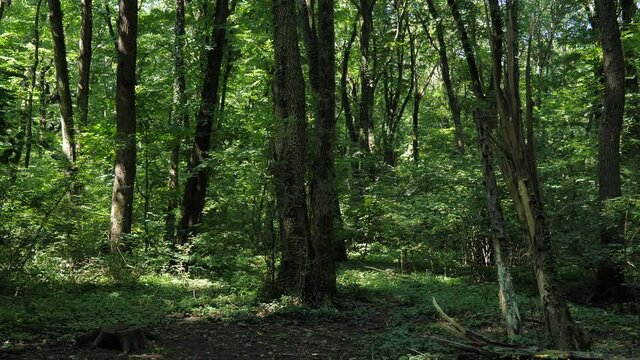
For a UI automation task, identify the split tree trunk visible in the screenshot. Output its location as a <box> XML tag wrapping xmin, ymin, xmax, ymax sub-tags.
<box><xmin>447</xmin><ymin>0</ymin><xmax>521</xmax><ymax>340</ymax></box>
<box><xmin>178</xmin><ymin>0</ymin><xmax>229</xmax><ymax>244</ymax></box>
<box><xmin>108</xmin><ymin>0</ymin><xmax>138</xmax><ymax>251</ymax></box>
<box><xmin>486</xmin><ymin>0</ymin><xmax>587</xmax><ymax>349</ymax></box>
<box><xmin>271</xmin><ymin>0</ymin><xmax>311</xmax><ymax>297</ymax></box>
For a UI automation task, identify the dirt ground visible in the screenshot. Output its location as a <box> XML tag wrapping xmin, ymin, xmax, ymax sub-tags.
<box><xmin>0</xmin><ymin>309</ymin><xmax>405</xmax><ymax>359</ymax></box>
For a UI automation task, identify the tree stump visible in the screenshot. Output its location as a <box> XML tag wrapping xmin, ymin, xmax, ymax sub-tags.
<box><xmin>76</xmin><ymin>324</ymin><xmax>149</xmax><ymax>354</ymax></box>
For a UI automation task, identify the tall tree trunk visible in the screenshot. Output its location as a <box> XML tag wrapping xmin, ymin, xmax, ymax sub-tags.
<box><xmin>426</xmin><ymin>0</ymin><xmax>463</xmax><ymax>154</ymax></box>
<box><xmin>593</xmin><ymin>0</ymin><xmax>627</xmax><ymax>302</ymax></box>
<box><xmin>178</xmin><ymin>0</ymin><xmax>229</xmax><ymax>243</ymax></box>
<box><xmin>621</xmin><ymin>0</ymin><xmax>639</xmax><ymax>164</ymax></box>
<box><xmin>38</xmin><ymin>64</ymin><xmax>48</xmax><ymax>149</ymax></box>
<box><xmin>271</xmin><ymin>0</ymin><xmax>310</xmax><ymax>297</ymax></box>
<box><xmin>447</xmin><ymin>0</ymin><xmax>521</xmax><ymax>341</ymax></box>
<box><xmin>165</xmin><ymin>0</ymin><xmax>186</xmax><ymax>244</ymax></box>
<box><xmin>108</xmin><ymin>0</ymin><xmax>138</xmax><ymax>251</ymax></box>
<box><xmin>25</xmin><ymin>0</ymin><xmax>44</xmax><ymax>168</ymax></box>
<box><xmin>48</xmin><ymin>0</ymin><xmax>76</xmax><ymax>165</ymax></box>
<box><xmin>0</xmin><ymin>0</ymin><xmax>10</xmax><ymax>21</ymax></box>
<box><xmin>77</xmin><ymin>0</ymin><xmax>92</xmax><ymax>127</ymax></box>
<box><xmin>341</xmin><ymin>17</ymin><xmax>358</xmax><ymax>145</ymax></box>
<box><xmin>299</xmin><ymin>0</ymin><xmax>338</xmax><ymax>302</ymax></box>
<box><xmin>486</xmin><ymin>0</ymin><xmax>587</xmax><ymax>349</ymax></box>
<box><xmin>357</xmin><ymin>0</ymin><xmax>375</xmax><ymax>152</ymax></box>
<box><xmin>380</xmin><ymin>2</ymin><xmax>412</xmax><ymax>167</ymax></box>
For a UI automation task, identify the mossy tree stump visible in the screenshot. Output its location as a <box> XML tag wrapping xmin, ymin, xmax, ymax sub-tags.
<box><xmin>76</xmin><ymin>324</ymin><xmax>149</xmax><ymax>354</ymax></box>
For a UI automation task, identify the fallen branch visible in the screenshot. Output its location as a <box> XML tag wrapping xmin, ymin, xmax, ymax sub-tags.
<box><xmin>431</xmin><ymin>298</ymin><xmax>627</xmax><ymax>360</ymax></box>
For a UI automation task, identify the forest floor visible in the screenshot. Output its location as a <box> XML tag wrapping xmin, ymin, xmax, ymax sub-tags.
<box><xmin>1</xmin><ymin>258</ymin><xmax>639</xmax><ymax>359</ymax></box>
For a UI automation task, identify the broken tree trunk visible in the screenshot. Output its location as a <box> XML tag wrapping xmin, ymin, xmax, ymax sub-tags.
<box><xmin>431</xmin><ymin>298</ymin><xmax>625</xmax><ymax>360</ymax></box>
<box><xmin>76</xmin><ymin>324</ymin><xmax>149</xmax><ymax>354</ymax></box>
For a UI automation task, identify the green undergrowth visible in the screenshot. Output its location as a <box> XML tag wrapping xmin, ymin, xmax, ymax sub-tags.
<box><xmin>1</xmin><ymin>258</ymin><xmax>638</xmax><ymax>359</ymax></box>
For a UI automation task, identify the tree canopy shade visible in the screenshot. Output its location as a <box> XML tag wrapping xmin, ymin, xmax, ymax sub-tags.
<box><xmin>0</xmin><ymin>0</ymin><xmax>639</xmax><ymax>358</ymax></box>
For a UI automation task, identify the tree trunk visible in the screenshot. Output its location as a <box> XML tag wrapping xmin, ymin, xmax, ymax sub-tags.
<box><xmin>340</xmin><ymin>17</ymin><xmax>358</xmax><ymax>145</ymax></box>
<box><xmin>38</xmin><ymin>64</ymin><xmax>48</xmax><ymax>149</ymax></box>
<box><xmin>426</xmin><ymin>0</ymin><xmax>463</xmax><ymax>154</ymax></box>
<box><xmin>165</xmin><ymin>0</ymin><xmax>186</xmax><ymax>244</ymax></box>
<box><xmin>178</xmin><ymin>0</ymin><xmax>229</xmax><ymax>244</ymax></box>
<box><xmin>486</xmin><ymin>0</ymin><xmax>587</xmax><ymax>349</ymax></box>
<box><xmin>25</xmin><ymin>0</ymin><xmax>44</xmax><ymax>168</ymax></box>
<box><xmin>271</xmin><ymin>0</ymin><xmax>310</xmax><ymax>297</ymax></box>
<box><xmin>306</xmin><ymin>0</ymin><xmax>338</xmax><ymax>303</ymax></box>
<box><xmin>48</xmin><ymin>0</ymin><xmax>76</xmax><ymax>165</ymax></box>
<box><xmin>357</xmin><ymin>0</ymin><xmax>375</xmax><ymax>152</ymax></box>
<box><xmin>447</xmin><ymin>0</ymin><xmax>521</xmax><ymax>341</ymax></box>
<box><xmin>109</xmin><ymin>0</ymin><xmax>138</xmax><ymax>251</ymax></box>
<box><xmin>593</xmin><ymin>0</ymin><xmax>627</xmax><ymax>303</ymax></box>
<box><xmin>77</xmin><ymin>0</ymin><xmax>92</xmax><ymax>127</ymax></box>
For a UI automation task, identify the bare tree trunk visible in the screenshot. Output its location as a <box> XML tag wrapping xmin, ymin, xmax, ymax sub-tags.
<box><xmin>426</xmin><ymin>0</ymin><xmax>463</xmax><ymax>154</ymax></box>
<box><xmin>48</xmin><ymin>0</ymin><xmax>77</xmax><ymax>165</ymax></box>
<box><xmin>486</xmin><ymin>0</ymin><xmax>587</xmax><ymax>349</ymax></box>
<box><xmin>178</xmin><ymin>0</ymin><xmax>229</xmax><ymax>243</ymax></box>
<box><xmin>165</xmin><ymin>0</ymin><xmax>186</xmax><ymax>244</ymax></box>
<box><xmin>357</xmin><ymin>0</ymin><xmax>375</xmax><ymax>152</ymax></box>
<box><xmin>298</xmin><ymin>0</ymin><xmax>338</xmax><ymax>302</ymax></box>
<box><xmin>77</xmin><ymin>0</ymin><xmax>92</xmax><ymax>127</ymax></box>
<box><xmin>271</xmin><ymin>0</ymin><xmax>310</xmax><ymax>297</ymax></box>
<box><xmin>380</xmin><ymin>1</ymin><xmax>412</xmax><ymax>167</ymax></box>
<box><xmin>340</xmin><ymin>17</ymin><xmax>358</xmax><ymax>145</ymax></box>
<box><xmin>25</xmin><ymin>0</ymin><xmax>44</xmax><ymax>168</ymax></box>
<box><xmin>593</xmin><ymin>0</ymin><xmax>627</xmax><ymax>303</ymax></box>
<box><xmin>447</xmin><ymin>0</ymin><xmax>521</xmax><ymax>341</ymax></box>
<box><xmin>38</xmin><ymin>64</ymin><xmax>48</xmax><ymax>149</ymax></box>
<box><xmin>109</xmin><ymin>0</ymin><xmax>138</xmax><ymax>251</ymax></box>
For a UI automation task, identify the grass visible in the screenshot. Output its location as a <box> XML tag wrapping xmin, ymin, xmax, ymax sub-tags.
<box><xmin>1</xmin><ymin>256</ymin><xmax>639</xmax><ymax>359</ymax></box>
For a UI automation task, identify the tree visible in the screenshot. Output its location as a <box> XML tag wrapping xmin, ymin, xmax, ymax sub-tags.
<box><xmin>447</xmin><ymin>0</ymin><xmax>521</xmax><ymax>340</ymax></box>
<box><xmin>356</xmin><ymin>0</ymin><xmax>375</xmax><ymax>153</ymax></box>
<box><xmin>77</xmin><ymin>0</ymin><xmax>92</xmax><ymax>127</ymax></box>
<box><xmin>178</xmin><ymin>0</ymin><xmax>230</xmax><ymax>244</ymax></box>
<box><xmin>109</xmin><ymin>0</ymin><xmax>138</xmax><ymax>251</ymax></box>
<box><xmin>24</xmin><ymin>0</ymin><xmax>44</xmax><ymax>168</ymax></box>
<box><xmin>271</xmin><ymin>0</ymin><xmax>310</xmax><ymax>297</ymax></box>
<box><xmin>298</xmin><ymin>0</ymin><xmax>339</xmax><ymax>302</ymax></box>
<box><xmin>486</xmin><ymin>0</ymin><xmax>587</xmax><ymax>349</ymax></box>
<box><xmin>425</xmin><ymin>0</ymin><xmax>464</xmax><ymax>154</ymax></box>
<box><xmin>48</xmin><ymin>0</ymin><xmax>77</xmax><ymax>166</ymax></box>
<box><xmin>380</xmin><ymin>0</ymin><xmax>413</xmax><ymax>167</ymax></box>
<box><xmin>165</xmin><ymin>0</ymin><xmax>186</xmax><ymax>243</ymax></box>
<box><xmin>593</xmin><ymin>0</ymin><xmax>627</xmax><ymax>302</ymax></box>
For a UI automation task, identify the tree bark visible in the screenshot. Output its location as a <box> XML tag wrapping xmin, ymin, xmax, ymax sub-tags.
<box><xmin>357</xmin><ymin>0</ymin><xmax>375</xmax><ymax>152</ymax></box>
<box><xmin>48</xmin><ymin>0</ymin><xmax>77</xmax><ymax>165</ymax></box>
<box><xmin>593</xmin><ymin>0</ymin><xmax>627</xmax><ymax>303</ymax></box>
<box><xmin>447</xmin><ymin>0</ymin><xmax>521</xmax><ymax>341</ymax></box>
<box><xmin>426</xmin><ymin>0</ymin><xmax>463</xmax><ymax>154</ymax></box>
<box><xmin>271</xmin><ymin>0</ymin><xmax>311</xmax><ymax>297</ymax></box>
<box><xmin>77</xmin><ymin>0</ymin><xmax>92</xmax><ymax>127</ymax></box>
<box><xmin>165</xmin><ymin>0</ymin><xmax>186</xmax><ymax>244</ymax></box>
<box><xmin>340</xmin><ymin>17</ymin><xmax>358</xmax><ymax>145</ymax></box>
<box><xmin>380</xmin><ymin>1</ymin><xmax>412</xmax><ymax>167</ymax></box>
<box><xmin>486</xmin><ymin>0</ymin><xmax>587</xmax><ymax>349</ymax></box>
<box><xmin>299</xmin><ymin>0</ymin><xmax>339</xmax><ymax>302</ymax></box>
<box><xmin>24</xmin><ymin>0</ymin><xmax>44</xmax><ymax>168</ymax></box>
<box><xmin>109</xmin><ymin>0</ymin><xmax>138</xmax><ymax>251</ymax></box>
<box><xmin>178</xmin><ymin>0</ymin><xmax>229</xmax><ymax>244</ymax></box>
